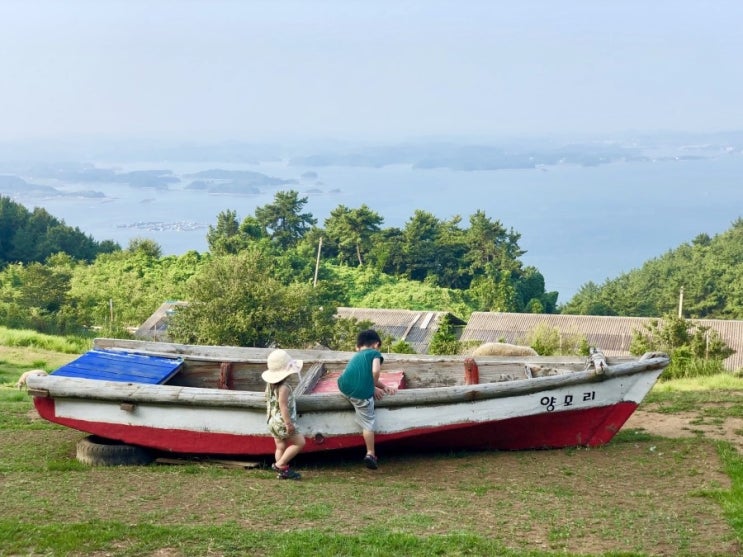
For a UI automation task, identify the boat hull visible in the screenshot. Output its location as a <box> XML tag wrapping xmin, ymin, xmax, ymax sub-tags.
<box><xmin>31</xmin><ymin>362</ymin><xmax>662</xmax><ymax>456</ymax></box>
<box><xmin>33</xmin><ymin>396</ymin><xmax>640</xmax><ymax>455</ymax></box>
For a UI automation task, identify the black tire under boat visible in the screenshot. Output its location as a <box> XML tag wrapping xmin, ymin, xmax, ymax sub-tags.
<box><xmin>76</xmin><ymin>435</ymin><xmax>155</xmax><ymax>466</ymax></box>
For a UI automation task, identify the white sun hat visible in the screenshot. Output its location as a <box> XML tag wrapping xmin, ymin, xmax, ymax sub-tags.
<box><xmin>261</xmin><ymin>349</ymin><xmax>303</xmax><ymax>384</ymax></box>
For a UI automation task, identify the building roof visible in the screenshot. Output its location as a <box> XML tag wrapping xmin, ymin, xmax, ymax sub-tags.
<box><xmin>336</xmin><ymin>307</ymin><xmax>465</xmax><ymax>354</ymax></box>
<box><xmin>461</xmin><ymin>312</ymin><xmax>743</xmax><ymax>371</ymax></box>
<box><xmin>134</xmin><ymin>301</ymin><xmax>188</xmax><ymax>341</ymax></box>
<box><xmin>134</xmin><ymin>301</ymin><xmax>742</xmax><ymax>371</ymax></box>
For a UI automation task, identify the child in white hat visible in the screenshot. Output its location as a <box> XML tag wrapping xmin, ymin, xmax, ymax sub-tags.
<box><xmin>262</xmin><ymin>349</ymin><xmax>306</xmax><ymax>480</ymax></box>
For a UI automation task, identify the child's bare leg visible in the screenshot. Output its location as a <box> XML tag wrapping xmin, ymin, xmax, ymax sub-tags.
<box><xmin>362</xmin><ymin>429</ymin><xmax>375</xmax><ymax>456</ymax></box>
<box><xmin>274</xmin><ymin>438</ymin><xmax>287</xmax><ymax>464</ymax></box>
<box><xmin>275</xmin><ymin>434</ymin><xmax>305</xmax><ymax>467</ymax></box>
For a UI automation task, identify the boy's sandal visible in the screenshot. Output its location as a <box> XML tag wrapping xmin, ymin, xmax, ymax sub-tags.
<box><xmin>363</xmin><ymin>454</ymin><xmax>378</xmax><ymax>470</ymax></box>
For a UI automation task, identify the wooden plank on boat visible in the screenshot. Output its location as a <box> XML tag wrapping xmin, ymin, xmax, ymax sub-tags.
<box><xmin>155</xmin><ymin>457</ymin><xmax>260</xmax><ymax>469</ymax></box>
<box><xmin>294</xmin><ymin>362</ymin><xmax>326</xmax><ymax>396</ymax></box>
<box><xmin>51</xmin><ymin>349</ymin><xmax>183</xmax><ymax>384</ymax></box>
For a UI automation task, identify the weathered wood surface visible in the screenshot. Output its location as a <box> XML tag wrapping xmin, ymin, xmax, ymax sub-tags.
<box><xmin>294</xmin><ymin>362</ymin><xmax>327</xmax><ymax>396</ymax></box>
<box><xmin>93</xmin><ymin>337</ymin><xmax>623</xmax><ymax>367</ymax></box>
<box><xmin>27</xmin><ymin>354</ymin><xmax>669</xmax><ymax>411</ymax></box>
<box><xmin>155</xmin><ymin>457</ymin><xmax>260</xmax><ymax>469</ymax></box>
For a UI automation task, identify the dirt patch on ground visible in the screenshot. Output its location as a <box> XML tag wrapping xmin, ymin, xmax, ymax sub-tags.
<box><xmin>626</xmin><ymin>405</ymin><xmax>743</xmax><ymax>454</ymax></box>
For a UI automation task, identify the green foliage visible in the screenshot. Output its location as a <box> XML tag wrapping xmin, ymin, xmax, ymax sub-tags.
<box><xmin>428</xmin><ymin>314</ymin><xmax>461</xmax><ymax>355</ymax></box>
<box><xmin>522</xmin><ymin>322</ymin><xmax>558</xmax><ymax>356</ymax></box>
<box><xmin>206</xmin><ymin>209</ymin><xmax>264</xmax><ymax>255</ymax></box>
<box><xmin>563</xmin><ymin>218</ymin><xmax>743</xmax><ymax>319</ymax></box>
<box><xmin>324</xmin><ymin>264</ymin><xmax>396</xmax><ymax>304</ymax></box>
<box><xmin>254</xmin><ymin>190</ymin><xmax>316</xmax><ymax>249</ymax></box>
<box><xmin>166</xmin><ymin>250</ymin><xmax>336</xmax><ymax>348</ymax></box>
<box><xmin>4</xmin><ymin>192</ymin><xmax>743</xmax><ymax>351</ymax></box>
<box><xmin>389</xmin><ymin>339</ymin><xmax>417</xmax><ymax>354</ymax></box>
<box><xmin>62</xmin><ymin>250</ymin><xmax>205</xmax><ymax>332</ymax></box>
<box><xmin>630</xmin><ymin>314</ymin><xmax>735</xmax><ymax>379</ymax></box>
<box><xmin>521</xmin><ymin>322</ymin><xmax>588</xmax><ymax>356</ymax></box>
<box><xmin>353</xmin><ymin>274</ymin><xmax>474</xmax><ymax>319</ymax></box>
<box><xmin>323</xmin><ymin>317</ymin><xmax>374</xmax><ymax>351</ymax></box>
<box><xmin>0</xmin><ymin>326</ymin><xmax>91</xmax><ymax>354</ymax></box>
<box><xmin>0</xmin><ymin>195</ymin><xmax>119</xmax><ymax>266</ymax></box>
<box><xmin>126</xmin><ymin>238</ymin><xmax>163</xmax><ymax>258</ymax></box>
<box><xmin>323</xmin><ymin>204</ymin><xmax>383</xmax><ymax>266</ymax></box>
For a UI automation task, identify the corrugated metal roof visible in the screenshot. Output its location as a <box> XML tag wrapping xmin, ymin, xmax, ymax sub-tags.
<box><xmin>461</xmin><ymin>312</ymin><xmax>743</xmax><ymax>371</ymax></box>
<box><xmin>336</xmin><ymin>307</ymin><xmax>465</xmax><ymax>354</ymax></box>
<box><xmin>135</xmin><ymin>301</ymin><xmax>742</xmax><ymax>371</ymax></box>
<box><xmin>134</xmin><ymin>301</ymin><xmax>188</xmax><ymax>341</ymax></box>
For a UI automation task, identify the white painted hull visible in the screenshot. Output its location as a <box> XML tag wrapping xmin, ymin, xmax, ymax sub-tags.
<box><xmin>29</xmin><ymin>352</ymin><xmax>666</xmax><ymax>455</ymax></box>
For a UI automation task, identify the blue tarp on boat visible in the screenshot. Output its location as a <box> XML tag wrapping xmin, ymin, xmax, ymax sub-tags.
<box><xmin>51</xmin><ymin>349</ymin><xmax>183</xmax><ymax>384</ymax></box>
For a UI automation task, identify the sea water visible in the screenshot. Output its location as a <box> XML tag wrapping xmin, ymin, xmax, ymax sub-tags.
<box><xmin>9</xmin><ymin>155</ymin><xmax>743</xmax><ymax>302</ymax></box>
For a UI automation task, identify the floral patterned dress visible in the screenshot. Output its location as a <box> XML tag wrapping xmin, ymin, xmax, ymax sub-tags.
<box><xmin>265</xmin><ymin>383</ymin><xmax>297</xmax><ymax>440</ymax></box>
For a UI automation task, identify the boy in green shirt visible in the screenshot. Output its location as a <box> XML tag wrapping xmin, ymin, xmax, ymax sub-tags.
<box><xmin>337</xmin><ymin>329</ymin><xmax>397</xmax><ymax>469</ymax></box>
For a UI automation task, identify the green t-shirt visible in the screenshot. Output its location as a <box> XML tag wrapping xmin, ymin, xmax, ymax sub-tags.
<box><xmin>337</xmin><ymin>349</ymin><xmax>384</xmax><ymax>400</ymax></box>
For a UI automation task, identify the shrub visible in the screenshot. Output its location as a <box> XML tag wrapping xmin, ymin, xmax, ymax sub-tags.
<box><xmin>389</xmin><ymin>340</ymin><xmax>417</xmax><ymax>354</ymax></box>
<box><xmin>428</xmin><ymin>315</ymin><xmax>461</xmax><ymax>355</ymax></box>
<box><xmin>521</xmin><ymin>322</ymin><xmax>588</xmax><ymax>356</ymax></box>
<box><xmin>630</xmin><ymin>315</ymin><xmax>735</xmax><ymax>380</ymax></box>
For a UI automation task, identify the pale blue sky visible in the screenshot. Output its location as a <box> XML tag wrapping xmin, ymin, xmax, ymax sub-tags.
<box><xmin>1</xmin><ymin>0</ymin><xmax>742</xmax><ymax>142</ymax></box>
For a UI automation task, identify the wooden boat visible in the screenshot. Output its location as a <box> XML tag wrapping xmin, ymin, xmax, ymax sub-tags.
<box><xmin>26</xmin><ymin>338</ymin><xmax>670</xmax><ymax>459</ymax></box>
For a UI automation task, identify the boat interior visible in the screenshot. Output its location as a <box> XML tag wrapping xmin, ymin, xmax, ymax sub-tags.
<box><xmin>51</xmin><ymin>343</ymin><xmax>602</xmax><ymax>394</ymax></box>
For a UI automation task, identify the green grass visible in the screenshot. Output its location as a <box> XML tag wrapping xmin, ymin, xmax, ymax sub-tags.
<box><xmin>645</xmin><ymin>388</ymin><xmax>743</xmax><ymax>419</ymax></box>
<box><xmin>0</xmin><ymin>523</ymin><xmax>542</xmax><ymax>557</ymax></box>
<box><xmin>0</xmin><ymin>339</ymin><xmax>741</xmax><ymax>556</ymax></box>
<box><xmin>714</xmin><ymin>442</ymin><xmax>743</xmax><ymax>545</ymax></box>
<box><xmin>0</xmin><ymin>325</ymin><xmax>91</xmax><ymax>354</ymax></box>
<box><xmin>653</xmin><ymin>374</ymin><xmax>743</xmax><ymax>391</ymax></box>
<box><xmin>0</xmin><ymin>326</ymin><xmax>84</xmax><ymax>389</ymax></box>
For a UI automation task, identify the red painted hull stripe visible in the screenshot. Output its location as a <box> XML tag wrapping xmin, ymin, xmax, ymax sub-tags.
<box><xmin>34</xmin><ymin>397</ymin><xmax>638</xmax><ymax>456</ymax></box>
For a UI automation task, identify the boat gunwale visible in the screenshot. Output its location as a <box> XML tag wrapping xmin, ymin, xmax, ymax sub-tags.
<box><xmin>92</xmin><ymin>338</ymin><xmax>619</xmax><ymax>367</ymax></box>
<box><xmin>27</xmin><ymin>355</ymin><xmax>670</xmax><ymax>411</ymax></box>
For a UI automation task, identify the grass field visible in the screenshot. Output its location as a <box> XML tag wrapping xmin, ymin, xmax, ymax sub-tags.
<box><xmin>1</xmin><ymin>340</ymin><xmax>741</xmax><ymax>556</ymax></box>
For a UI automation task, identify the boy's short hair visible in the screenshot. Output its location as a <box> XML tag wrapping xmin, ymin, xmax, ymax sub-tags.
<box><xmin>356</xmin><ymin>329</ymin><xmax>382</xmax><ymax>348</ymax></box>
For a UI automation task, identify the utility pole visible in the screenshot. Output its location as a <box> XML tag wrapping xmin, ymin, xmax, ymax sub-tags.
<box><xmin>313</xmin><ymin>237</ymin><xmax>323</xmax><ymax>287</ymax></box>
<box><xmin>678</xmin><ymin>286</ymin><xmax>684</xmax><ymax>318</ymax></box>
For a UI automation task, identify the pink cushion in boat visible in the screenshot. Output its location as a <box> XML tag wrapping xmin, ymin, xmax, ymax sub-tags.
<box><xmin>310</xmin><ymin>371</ymin><xmax>406</xmax><ymax>394</ymax></box>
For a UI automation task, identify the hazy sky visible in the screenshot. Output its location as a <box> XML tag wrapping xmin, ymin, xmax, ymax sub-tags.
<box><xmin>2</xmin><ymin>0</ymin><xmax>743</xmax><ymax>142</ymax></box>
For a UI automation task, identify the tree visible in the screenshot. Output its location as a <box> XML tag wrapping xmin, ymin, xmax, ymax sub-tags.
<box><xmin>468</xmin><ymin>268</ymin><xmax>519</xmax><ymax>312</ymax></box>
<box><xmin>401</xmin><ymin>210</ymin><xmax>468</xmax><ymax>286</ymax></box>
<box><xmin>368</xmin><ymin>227</ymin><xmax>407</xmax><ymax>276</ymax></box>
<box><xmin>207</xmin><ymin>210</ymin><xmax>243</xmax><ymax>254</ymax></box>
<box><xmin>167</xmin><ymin>249</ymin><xmax>336</xmax><ymax>347</ymax></box>
<box><xmin>1</xmin><ymin>199</ymin><xmax>116</xmax><ymax>264</ymax></box>
<box><xmin>0</xmin><ymin>196</ymin><xmax>26</xmax><ymax>265</ymax></box>
<box><xmin>560</xmin><ymin>281</ymin><xmax>616</xmax><ymax>315</ymax></box>
<box><xmin>428</xmin><ymin>314</ymin><xmax>461</xmax><ymax>355</ymax></box>
<box><xmin>254</xmin><ymin>190</ymin><xmax>316</xmax><ymax>249</ymax></box>
<box><xmin>64</xmin><ymin>249</ymin><xmax>203</xmax><ymax>331</ymax></box>
<box><xmin>324</xmin><ymin>204</ymin><xmax>383</xmax><ymax>266</ymax></box>
<box><xmin>127</xmin><ymin>238</ymin><xmax>162</xmax><ymax>258</ymax></box>
<box><xmin>0</xmin><ymin>260</ymin><xmax>75</xmax><ymax>333</ymax></box>
<box><xmin>562</xmin><ymin>219</ymin><xmax>743</xmax><ymax>319</ymax></box>
<box><xmin>465</xmin><ymin>210</ymin><xmax>524</xmax><ymax>277</ymax></box>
